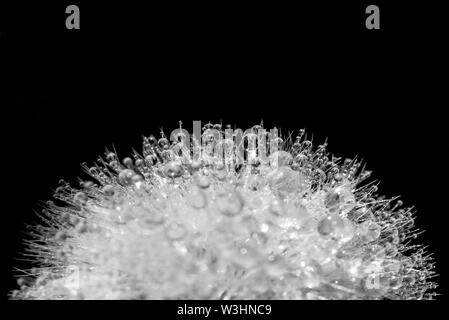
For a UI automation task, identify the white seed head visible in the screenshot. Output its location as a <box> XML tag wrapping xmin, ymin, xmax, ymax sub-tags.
<box><xmin>12</xmin><ymin>122</ymin><xmax>437</xmax><ymax>300</ymax></box>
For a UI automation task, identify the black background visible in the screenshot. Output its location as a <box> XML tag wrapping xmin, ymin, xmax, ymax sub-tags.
<box><xmin>2</xmin><ymin>0</ymin><xmax>447</xmax><ymax>315</ymax></box>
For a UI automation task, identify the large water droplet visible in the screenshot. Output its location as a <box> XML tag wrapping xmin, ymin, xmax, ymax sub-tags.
<box><xmin>326</xmin><ymin>185</ymin><xmax>356</xmax><ymax>214</ymax></box>
<box><xmin>358</xmin><ymin>221</ymin><xmax>381</xmax><ymax>243</ymax></box>
<box><xmin>102</xmin><ymin>185</ymin><xmax>116</xmax><ymax>196</ymax></box>
<box><xmin>164</xmin><ymin>162</ymin><xmax>184</xmax><ymax>178</ymax></box>
<box><xmin>215</xmin><ymin>170</ymin><xmax>228</xmax><ymax>181</ymax></box>
<box><xmin>189</xmin><ymin>188</ymin><xmax>208</xmax><ymax>209</ymax></box>
<box><xmin>122</xmin><ymin>157</ymin><xmax>133</xmax><ymax>168</ymax></box>
<box><xmin>269</xmin><ymin>200</ymin><xmax>284</xmax><ymax>216</ymax></box>
<box><xmin>74</xmin><ymin>191</ymin><xmax>88</xmax><ymax>205</ymax></box>
<box><xmin>217</xmin><ymin>190</ymin><xmax>244</xmax><ymax>217</ymax></box>
<box><xmin>318</xmin><ymin>215</ymin><xmax>340</xmax><ymax>236</ymax></box>
<box><xmin>196</xmin><ymin>176</ymin><xmax>210</xmax><ymax>188</ymax></box>
<box><xmin>142</xmin><ymin>208</ymin><xmax>165</xmax><ymax>226</ymax></box>
<box><xmin>267</xmin><ymin>166</ymin><xmax>306</xmax><ymax>195</ymax></box>
<box><xmin>324</xmin><ymin>189</ymin><xmax>341</xmax><ymax>209</ymax></box>
<box><xmin>118</xmin><ymin>169</ymin><xmax>136</xmax><ymax>186</ymax></box>
<box><xmin>318</xmin><ymin>215</ymin><xmax>355</xmax><ymax>243</ymax></box>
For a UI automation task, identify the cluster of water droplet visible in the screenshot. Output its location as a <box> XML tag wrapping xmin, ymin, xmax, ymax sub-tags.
<box><xmin>11</xmin><ymin>123</ymin><xmax>437</xmax><ymax>299</ymax></box>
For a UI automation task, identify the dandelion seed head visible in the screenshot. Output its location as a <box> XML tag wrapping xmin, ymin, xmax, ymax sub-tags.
<box><xmin>12</xmin><ymin>122</ymin><xmax>437</xmax><ymax>300</ymax></box>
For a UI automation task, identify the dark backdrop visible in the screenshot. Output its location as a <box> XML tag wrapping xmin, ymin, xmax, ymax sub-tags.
<box><xmin>2</xmin><ymin>0</ymin><xmax>447</xmax><ymax>306</ymax></box>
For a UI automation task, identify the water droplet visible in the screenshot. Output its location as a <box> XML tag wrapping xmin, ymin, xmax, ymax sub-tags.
<box><xmin>165</xmin><ymin>222</ymin><xmax>187</xmax><ymax>241</ymax></box>
<box><xmin>164</xmin><ymin>162</ymin><xmax>184</xmax><ymax>178</ymax></box>
<box><xmin>217</xmin><ymin>190</ymin><xmax>244</xmax><ymax>217</ymax></box>
<box><xmin>267</xmin><ymin>166</ymin><xmax>306</xmax><ymax>195</ymax></box>
<box><xmin>189</xmin><ymin>188</ymin><xmax>208</xmax><ymax>209</ymax></box>
<box><xmin>122</xmin><ymin>157</ymin><xmax>133</xmax><ymax>168</ymax></box>
<box><xmin>145</xmin><ymin>155</ymin><xmax>157</xmax><ymax>165</ymax></box>
<box><xmin>190</xmin><ymin>161</ymin><xmax>202</xmax><ymax>171</ymax></box>
<box><xmin>197</xmin><ymin>176</ymin><xmax>210</xmax><ymax>188</ymax></box>
<box><xmin>318</xmin><ymin>216</ymin><xmax>336</xmax><ymax>236</ymax></box>
<box><xmin>55</xmin><ymin>230</ymin><xmax>68</xmax><ymax>242</ymax></box>
<box><xmin>324</xmin><ymin>189</ymin><xmax>341</xmax><ymax>209</ymax></box>
<box><xmin>59</xmin><ymin>211</ymin><xmax>69</xmax><ymax>222</ymax></box>
<box><xmin>73</xmin><ymin>192</ymin><xmax>88</xmax><ymax>204</ymax></box>
<box><xmin>17</xmin><ymin>277</ymin><xmax>29</xmax><ymax>287</ymax></box>
<box><xmin>106</xmin><ymin>152</ymin><xmax>116</xmax><ymax>161</ymax></box>
<box><xmin>82</xmin><ymin>181</ymin><xmax>94</xmax><ymax>189</ymax></box>
<box><xmin>135</xmin><ymin>159</ymin><xmax>144</xmax><ymax>167</ymax></box>
<box><xmin>158</xmin><ymin>137</ymin><xmax>169</xmax><ymax>147</ymax></box>
<box><xmin>69</xmin><ymin>215</ymin><xmax>79</xmax><ymax>226</ymax></box>
<box><xmin>132</xmin><ymin>174</ymin><xmax>144</xmax><ymax>183</ymax></box>
<box><xmin>118</xmin><ymin>169</ymin><xmax>136</xmax><ymax>186</ymax></box>
<box><xmin>76</xmin><ymin>221</ymin><xmax>88</xmax><ymax>233</ymax></box>
<box><xmin>286</xmin><ymin>204</ymin><xmax>310</xmax><ymax>222</ymax></box>
<box><xmin>102</xmin><ymin>185</ymin><xmax>116</xmax><ymax>196</ymax></box>
<box><xmin>318</xmin><ymin>215</ymin><xmax>354</xmax><ymax>243</ymax></box>
<box><xmin>269</xmin><ymin>200</ymin><xmax>284</xmax><ymax>216</ymax></box>
<box><xmin>358</xmin><ymin>221</ymin><xmax>381</xmax><ymax>243</ymax></box>
<box><xmin>142</xmin><ymin>209</ymin><xmax>165</xmax><ymax>226</ymax></box>
<box><xmin>215</xmin><ymin>170</ymin><xmax>228</xmax><ymax>181</ymax></box>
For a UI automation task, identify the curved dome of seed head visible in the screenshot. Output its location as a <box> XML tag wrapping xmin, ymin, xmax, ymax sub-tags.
<box><xmin>11</xmin><ymin>122</ymin><xmax>437</xmax><ymax>300</ymax></box>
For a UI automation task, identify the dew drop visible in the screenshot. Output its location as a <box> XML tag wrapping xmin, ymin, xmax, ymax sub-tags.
<box><xmin>358</xmin><ymin>221</ymin><xmax>381</xmax><ymax>243</ymax></box>
<box><xmin>102</xmin><ymin>185</ymin><xmax>116</xmax><ymax>196</ymax></box>
<box><xmin>191</xmin><ymin>161</ymin><xmax>202</xmax><ymax>171</ymax></box>
<box><xmin>164</xmin><ymin>162</ymin><xmax>184</xmax><ymax>178</ymax></box>
<box><xmin>82</xmin><ymin>181</ymin><xmax>94</xmax><ymax>189</ymax></box>
<box><xmin>143</xmin><ymin>209</ymin><xmax>165</xmax><ymax>226</ymax></box>
<box><xmin>318</xmin><ymin>215</ymin><xmax>354</xmax><ymax>243</ymax></box>
<box><xmin>145</xmin><ymin>155</ymin><xmax>157</xmax><ymax>165</ymax></box>
<box><xmin>324</xmin><ymin>189</ymin><xmax>341</xmax><ymax>209</ymax></box>
<box><xmin>165</xmin><ymin>222</ymin><xmax>187</xmax><ymax>241</ymax></box>
<box><xmin>267</xmin><ymin>166</ymin><xmax>306</xmax><ymax>195</ymax></box>
<box><xmin>69</xmin><ymin>215</ymin><xmax>79</xmax><ymax>226</ymax></box>
<box><xmin>54</xmin><ymin>230</ymin><xmax>68</xmax><ymax>242</ymax></box>
<box><xmin>132</xmin><ymin>174</ymin><xmax>144</xmax><ymax>183</ymax></box>
<box><xmin>318</xmin><ymin>216</ymin><xmax>337</xmax><ymax>236</ymax></box>
<box><xmin>135</xmin><ymin>159</ymin><xmax>144</xmax><ymax>167</ymax></box>
<box><xmin>189</xmin><ymin>188</ymin><xmax>208</xmax><ymax>209</ymax></box>
<box><xmin>215</xmin><ymin>170</ymin><xmax>228</xmax><ymax>181</ymax></box>
<box><xmin>197</xmin><ymin>176</ymin><xmax>210</xmax><ymax>188</ymax></box>
<box><xmin>389</xmin><ymin>276</ymin><xmax>403</xmax><ymax>290</ymax></box>
<box><xmin>106</xmin><ymin>152</ymin><xmax>116</xmax><ymax>161</ymax></box>
<box><xmin>60</xmin><ymin>212</ymin><xmax>70</xmax><ymax>222</ymax></box>
<box><xmin>74</xmin><ymin>192</ymin><xmax>88</xmax><ymax>205</ymax></box>
<box><xmin>217</xmin><ymin>190</ymin><xmax>244</xmax><ymax>217</ymax></box>
<box><xmin>75</xmin><ymin>221</ymin><xmax>88</xmax><ymax>234</ymax></box>
<box><xmin>118</xmin><ymin>169</ymin><xmax>136</xmax><ymax>186</ymax></box>
<box><xmin>122</xmin><ymin>157</ymin><xmax>133</xmax><ymax>168</ymax></box>
<box><xmin>269</xmin><ymin>200</ymin><xmax>284</xmax><ymax>216</ymax></box>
